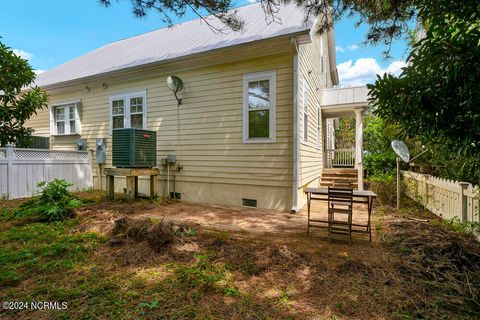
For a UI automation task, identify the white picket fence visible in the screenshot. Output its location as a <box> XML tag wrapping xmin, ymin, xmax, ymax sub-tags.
<box><xmin>0</xmin><ymin>146</ymin><xmax>93</xmax><ymax>199</ymax></box>
<box><xmin>402</xmin><ymin>170</ymin><xmax>480</xmax><ymax>224</ymax></box>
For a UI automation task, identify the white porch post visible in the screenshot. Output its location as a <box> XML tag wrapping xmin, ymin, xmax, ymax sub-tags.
<box><xmin>354</xmin><ymin>108</ymin><xmax>364</xmax><ymax>190</ymax></box>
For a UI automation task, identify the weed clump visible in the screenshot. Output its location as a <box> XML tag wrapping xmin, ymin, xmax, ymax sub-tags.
<box><xmin>14</xmin><ymin>179</ymin><xmax>86</xmax><ymax>221</ymax></box>
<box><xmin>111</xmin><ymin>217</ymin><xmax>194</xmax><ymax>251</ymax></box>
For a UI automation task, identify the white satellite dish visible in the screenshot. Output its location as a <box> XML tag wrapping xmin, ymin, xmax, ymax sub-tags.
<box><xmin>391</xmin><ymin>140</ymin><xmax>410</xmax><ymax>163</ymax></box>
<box><xmin>391</xmin><ymin>140</ymin><xmax>410</xmax><ymax>210</ymax></box>
<box><xmin>391</xmin><ymin>139</ymin><xmax>429</xmax><ymax>209</ymax></box>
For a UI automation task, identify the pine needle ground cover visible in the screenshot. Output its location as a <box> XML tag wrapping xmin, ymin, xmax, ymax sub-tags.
<box><xmin>0</xmin><ymin>192</ymin><xmax>479</xmax><ymax>320</ymax></box>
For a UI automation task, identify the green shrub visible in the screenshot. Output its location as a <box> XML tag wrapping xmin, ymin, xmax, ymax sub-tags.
<box><xmin>432</xmin><ymin>217</ymin><xmax>480</xmax><ymax>239</ymax></box>
<box><xmin>14</xmin><ymin>179</ymin><xmax>83</xmax><ymax>221</ymax></box>
<box><xmin>366</xmin><ymin>175</ymin><xmax>397</xmax><ymax>207</ymax></box>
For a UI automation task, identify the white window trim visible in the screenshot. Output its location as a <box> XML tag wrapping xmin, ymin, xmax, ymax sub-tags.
<box><xmin>242</xmin><ymin>71</ymin><xmax>276</xmax><ymax>144</ymax></box>
<box><xmin>49</xmin><ymin>100</ymin><xmax>81</xmax><ymax>136</ymax></box>
<box><xmin>109</xmin><ymin>90</ymin><xmax>147</xmax><ymax>133</ymax></box>
<box><xmin>301</xmin><ymin>79</ymin><xmax>309</xmax><ymax>144</ymax></box>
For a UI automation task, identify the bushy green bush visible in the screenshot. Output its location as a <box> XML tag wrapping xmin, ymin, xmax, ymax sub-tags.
<box><xmin>14</xmin><ymin>179</ymin><xmax>83</xmax><ymax>221</ymax></box>
<box><xmin>366</xmin><ymin>178</ymin><xmax>397</xmax><ymax>207</ymax></box>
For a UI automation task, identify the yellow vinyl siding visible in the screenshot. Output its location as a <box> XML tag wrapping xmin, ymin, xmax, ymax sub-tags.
<box><xmin>26</xmin><ymin>51</ymin><xmax>295</xmax><ymax>210</ymax></box>
<box><xmin>296</xmin><ymin>32</ymin><xmax>327</xmax><ymax>208</ymax></box>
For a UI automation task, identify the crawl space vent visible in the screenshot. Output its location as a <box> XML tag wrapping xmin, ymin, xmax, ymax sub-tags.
<box><xmin>242</xmin><ymin>198</ymin><xmax>257</xmax><ymax>207</ymax></box>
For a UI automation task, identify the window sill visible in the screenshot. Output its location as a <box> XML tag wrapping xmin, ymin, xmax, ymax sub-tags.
<box><xmin>109</xmin><ymin>127</ymin><xmax>148</xmax><ymax>134</ymax></box>
<box><xmin>51</xmin><ymin>133</ymin><xmax>81</xmax><ymax>137</ymax></box>
<box><xmin>243</xmin><ymin>138</ymin><xmax>276</xmax><ymax>144</ymax></box>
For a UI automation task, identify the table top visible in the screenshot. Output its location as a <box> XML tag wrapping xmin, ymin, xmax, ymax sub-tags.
<box><xmin>304</xmin><ymin>187</ymin><xmax>377</xmax><ymax>198</ymax></box>
<box><xmin>104</xmin><ymin>167</ymin><xmax>160</xmax><ymax>176</ymax></box>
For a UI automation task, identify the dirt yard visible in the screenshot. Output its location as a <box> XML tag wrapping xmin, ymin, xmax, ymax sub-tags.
<box><xmin>0</xmin><ymin>192</ymin><xmax>479</xmax><ymax>320</ymax></box>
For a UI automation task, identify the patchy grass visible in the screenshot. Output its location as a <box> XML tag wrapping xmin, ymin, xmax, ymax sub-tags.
<box><xmin>0</xmin><ymin>193</ymin><xmax>479</xmax><ymax>319</ymax></box>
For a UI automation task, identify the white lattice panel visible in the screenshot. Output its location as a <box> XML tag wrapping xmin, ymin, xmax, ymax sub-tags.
<box><xmin>0</xmin><ymin>148</ymin><xmax>6</xmax><ymax>159</ymax></box>
<box><xmin>13</xmin><ymin>149</ymin><xmax>88</xmax><ymax>161</ymax></box>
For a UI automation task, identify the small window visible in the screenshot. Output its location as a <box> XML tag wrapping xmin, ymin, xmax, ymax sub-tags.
<box><xmin>302</xmin><ymin>79</ymin><xmax>309</xmax><ymax>143</ymax></box>
<box><xmin>243</xmin><ymin>71</ymin><xmax>276</xmax><ymax>143</ymax></box>
<box><xmin>50</xmin><ymin>102</ymin><xmax>81</xmax><ymax>135</ymax></box>
<box><xmin>109</xmin><ymin>91</ymin><xmax>147</xmax><ymax>132</ymax></box>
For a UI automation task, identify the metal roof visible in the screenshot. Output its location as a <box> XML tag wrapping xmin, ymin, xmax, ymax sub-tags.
<box><xmin>35</xmin><ymin>3</ymin><xmax>311</xmax><ymax>87</ymax></box>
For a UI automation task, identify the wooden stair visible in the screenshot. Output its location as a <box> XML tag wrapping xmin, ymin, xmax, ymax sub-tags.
<box><xmin>320</xmin><ymin>168</ymin><xmax>358</xmax><ymax>189</ymax></box>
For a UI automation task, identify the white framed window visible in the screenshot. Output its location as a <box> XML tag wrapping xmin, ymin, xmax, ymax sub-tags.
<box><xmin>109</xmin><ymin>91</ymin><xmax>147</xmax><ymax>132</ymax></box>
<box><xmin>317</xmin><ymin>106</ymin><xmax>321</xmax><ymax>148</ymax></box>
<box><xmin>242</xmin><ymin>71</ymin><xmax>276</xmax><ymax>143</ymax></box>
<box><xmin>49</xmin><ymin>101</ymin><xmax>81</xmax><ymax>135</ymax></box>
<box><xmin>302</xmin><ymin>79</ymin><xmax>309</xmax><ymax>143</ymax></box>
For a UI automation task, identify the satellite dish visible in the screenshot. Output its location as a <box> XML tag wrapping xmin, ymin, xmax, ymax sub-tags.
<box><xmin>166</xmin><ymin>75</ymin><xmax>184</xmax><ymax>106</ymax></box>
<box><xmin>166</xmin><ymin>76</ymin><xmax>183</xmax><ymax>93</ymax></box>
<box><xmin>391</xmin><ymin>140</ymin><xmax>410</xmax><ymax>163</ymax></box>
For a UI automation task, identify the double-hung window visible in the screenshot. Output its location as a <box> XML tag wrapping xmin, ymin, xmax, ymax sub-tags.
<box><xmin>110</xmin><ymin>91</ymin><xmax>147</xmax><ymax>131</ymax></box>
<box><xmin>50</xmin><ymin>102</ymin><xmax>81</xmax><ymax>135</ymax></box>
<box><xmin>243</xmin><ymin>71</ymin><xmax>276</xmax><ymax>143</ymax></box>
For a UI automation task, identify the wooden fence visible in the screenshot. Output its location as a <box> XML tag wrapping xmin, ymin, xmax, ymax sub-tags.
<box><xmin>402</xmin><ymin>170</ymin><xmax>479</xmax><ymax>224</ymax></box>
<box><xmin>0</xmin><ymin>146</ymin><xmax>93</xmax><ymax>199</ymax></box>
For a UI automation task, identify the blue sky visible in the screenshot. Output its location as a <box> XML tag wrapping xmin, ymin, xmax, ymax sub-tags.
<box><xmin>0</xmin><ymin>0</ymin><xmax>408</xmax><ymax>87</ymax></box>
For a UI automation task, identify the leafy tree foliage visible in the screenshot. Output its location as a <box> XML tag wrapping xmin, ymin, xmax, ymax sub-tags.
<box><xmin>369</xmin><ymin>0</ymin><xmax>480</xmax><ymax>183</ymax></box>
<box><xmin>0</xmin><ymin>41</ymin><xmax>48</xmax><ymax>147</ymax></box>
<box><xmin>334</xmin><ymin>117</ymin><xmax>355</xmax><ymax>149</ymax></box>
<box><xmin>363</xmin><ymin>115</ymin><xmax>398</xmax><ymax>180</ymax></box>
<box><xmin>100</xmin><ymin>0</ymin><xmax>416</xmax><ymax>50</ymax></box>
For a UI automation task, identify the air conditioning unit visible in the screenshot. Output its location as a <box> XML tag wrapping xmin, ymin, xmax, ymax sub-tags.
<box><xmin>112</xmin><ymin>128</ymin><xmax>157</xmax><ymax>168</ymax></box>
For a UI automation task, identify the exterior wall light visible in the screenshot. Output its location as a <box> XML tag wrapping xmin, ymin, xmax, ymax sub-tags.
<box><xmin>166</xmin><ymin>75</ymin><xmax>184</xmax><ymax>107</ymax></box>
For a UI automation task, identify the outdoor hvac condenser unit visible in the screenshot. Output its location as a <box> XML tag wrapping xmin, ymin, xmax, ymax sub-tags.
<box><xmin>112</xmin><ymin>128</ymin><xmax>157</xmax><ymax>168</ymax></box>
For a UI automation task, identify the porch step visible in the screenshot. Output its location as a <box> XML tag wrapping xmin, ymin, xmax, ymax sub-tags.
<box><xmin>323</xmin><ymin>168</ymin><xmax>358</xmax><ymax>174</ymax></box>
<box><xmin>322</xmin><ymin>172</ymin><xmax>358</xmax><ymax>178</ymax></box>
<box><xmin>320</xmin><ymin>181</ymin><xmax>359</xmax><ymax>188</ymax></box>
<box><xmin>320</xmin><ymin>168</ymin><xmax>358</xmax><ymax>189</ymax></box>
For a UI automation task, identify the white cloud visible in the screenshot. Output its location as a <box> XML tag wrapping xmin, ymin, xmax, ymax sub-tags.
<box><xmin>247</xmin><ymin>0</ymin><xmax>257</xmax><ymax>3</ymax></box>
<box><xmin>337</xmin><ymin>58</ymin><xmax>406</xmax><ymax>87</ymax></box>
<box><xmin>12</xmin><ymin>49</ymin><xmax>33</xmax><ymax>61</ymax></box>
<box><xmin>347</xmin><ymin>44</ymin><xmax>359</xmax><ymax>51</ymax></box>
<box><xmin>34</xmin><ymin>69</ymin><xmax>45</xmax><ymax>75</ymax></box>
<box><xmin>336</xmin><ymin>44</ymin><xmax>360</xmax><ymax>53</ymax></box>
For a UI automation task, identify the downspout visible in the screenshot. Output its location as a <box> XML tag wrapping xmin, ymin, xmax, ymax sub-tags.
<box><xmin>291</xmin><ymin>37</ymin><xmax>300</xmax><ymax>213</ymax></box>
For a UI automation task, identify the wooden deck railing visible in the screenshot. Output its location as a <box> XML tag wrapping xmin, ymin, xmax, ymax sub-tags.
<box><xmin>325</xmin><ymin>149</ymin><xmax>355</xmax><ymax>168</ymax></box>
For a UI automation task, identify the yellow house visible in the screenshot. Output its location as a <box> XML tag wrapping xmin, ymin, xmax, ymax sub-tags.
<box><xmin>27</xmin><ymin>2</ymin><xmax>368</xmax><ymax>212</ymax></box>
